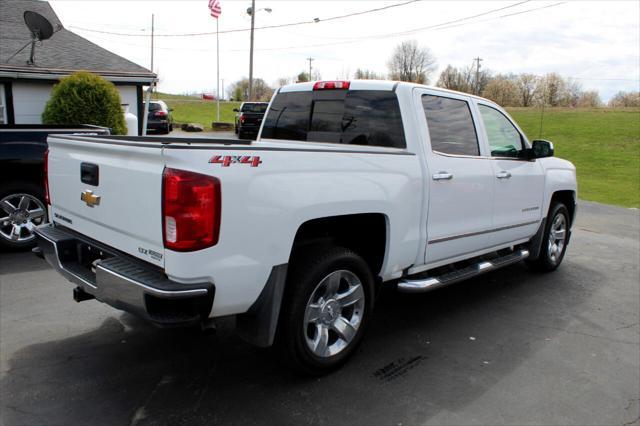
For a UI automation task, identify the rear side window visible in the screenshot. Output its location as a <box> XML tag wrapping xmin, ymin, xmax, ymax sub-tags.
<box><xmin>261</xmin><ymin>90</ymin><xmax>406</xmax><ymax>148</ymax></box>
<box><xmin>422</xmin><ymin>95</ymin><xmax>479</xmax><ymax>156</ymax></box>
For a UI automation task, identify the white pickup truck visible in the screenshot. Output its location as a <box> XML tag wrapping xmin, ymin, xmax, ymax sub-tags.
<box><xmin>35</xmin><ymin>80</ymin><xmax>577</xmax><ymax>374</ymax></box>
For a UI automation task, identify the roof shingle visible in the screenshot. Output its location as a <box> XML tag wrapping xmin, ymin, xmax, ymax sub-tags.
<box><xmin>0</xmin><ymin>0</ymin><xmax>155</xmax><ymax>81</ymax></box>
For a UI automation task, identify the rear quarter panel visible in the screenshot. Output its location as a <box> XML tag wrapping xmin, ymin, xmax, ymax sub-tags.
<box><xmin>162</xmin><ymin>144</ymin><xmax>423</xmax><ymax>316</ymax></box>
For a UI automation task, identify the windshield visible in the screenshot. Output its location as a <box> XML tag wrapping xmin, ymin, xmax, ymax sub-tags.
<box><xmin>241</xmin><ymin>103</ymin><xmax>268</xmax><ymax>113</ymax></box>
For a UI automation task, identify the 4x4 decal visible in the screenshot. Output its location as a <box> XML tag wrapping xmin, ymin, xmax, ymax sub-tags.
<box><xmin>209</xmin><ymin>155</ymin><xmax>262</xmax><ymax>167</ymax></box>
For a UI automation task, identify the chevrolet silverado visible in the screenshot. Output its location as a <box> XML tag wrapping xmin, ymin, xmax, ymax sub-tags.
<box><xmin>35</xmin><ymin>80</ymin><xmax>577</xmax><ymax>374</ymax></box>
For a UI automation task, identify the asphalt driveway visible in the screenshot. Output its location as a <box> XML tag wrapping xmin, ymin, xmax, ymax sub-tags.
<box><xmin>1</xmin><ymin>201</ymin><xmax>638</xmax><ymax>425</ymax></box>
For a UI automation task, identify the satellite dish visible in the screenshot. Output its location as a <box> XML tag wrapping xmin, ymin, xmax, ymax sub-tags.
<box><xmin>23</xmin><ymin>11</ymin><xmax>55</xmax><ymax>64</ymax></box>
<box><xmin>24</xmin><ymin>11</ymin><xmax>54</xmax><ymax>41</ymax></box>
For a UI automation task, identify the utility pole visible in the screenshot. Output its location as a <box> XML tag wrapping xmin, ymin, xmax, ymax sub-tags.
<box><xmin>474</xmin><ymin>56</ymin><xmax>482</xmax><ymax>95</ymax></box>
<box><xmin>307</xmin><ymin>57</ymin><xmax>314</xmax><ymax>81</ymax></box>
<box><xmin>248</xmin><ymin>0</ymin><xmax>255</xmax><ymax>101</ymax></box>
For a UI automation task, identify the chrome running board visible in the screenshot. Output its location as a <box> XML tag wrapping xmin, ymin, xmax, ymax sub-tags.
<box><xmin>397</xmin><ymin>249</ymin><xmax>530</xmax><ymax>293</ymax></box>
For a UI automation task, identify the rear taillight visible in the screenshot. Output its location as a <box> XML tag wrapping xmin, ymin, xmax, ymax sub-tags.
<box><xmin>313</xmin><ymin>80</ymin><xmax>350</xmax><ymax>90</ymax></box>
<box><xmin>43</xmin><ymin>148</ymin><xmax>50</xmax><ymax>205</ymax></box>
<box><xmin>162</xmin><ymin>168</ymin><xmax>221</xmax><ymax>252</ymax></box>
<box><xmin>154</xmin><ymin>111</ymin><xmax>168</xmax><ymax>118</ymax></box>
<box><xmin>239</xmin><ymin>114</ymin><xmax>245</xmax><ymax>123</ymax></box>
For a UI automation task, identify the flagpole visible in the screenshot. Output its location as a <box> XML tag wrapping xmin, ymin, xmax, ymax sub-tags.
<box><xmin>216</xmin><ymin>18</ymin><xmax>220</xmax><ymax>122</ymax></box>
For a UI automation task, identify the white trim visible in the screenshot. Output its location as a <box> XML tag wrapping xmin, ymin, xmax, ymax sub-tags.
<box><xmin>0</xmin><ymin>70</ymin><xmax>155</xmax><ymax>84</ymax></box>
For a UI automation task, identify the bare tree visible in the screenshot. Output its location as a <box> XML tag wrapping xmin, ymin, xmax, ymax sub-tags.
<box><xmin>539</xmin><ymin>73</ymin><xmax>566</xmax><ymax>106</ymax></box>
<box><xmin>275</xmin><ymin>77</ymin><xmax>291</xmax><ymax>88</ymax></box>
<box><xmin>436</xmin><ymin>63</ymin><xmax>490</xmax><ymax>95</ymax></box>
<box><xmin>483</xmin><ymin>74</ymin><xmax>520</xmax><ymax>106</ymax></box>
<box><xmin>577</xmin><ymin>91</ymin><xmax>602</xmax><ymax>108</ymax></box>
<box><xmin>608</xmin><ymin>91</ymin><xmax>640</xmax><ymax>107</ymax></box>
<box><xmin>354</xmin><ymin>68</ymin><xmax>384</xmax><ymax>80</ymax></box>
<box><xmin>436</xmin><ymin>65</ymin><xmax>472</xmax><ymax>92</ymax></box>
<box><xmin>228</xmin><ymin>78</ymin><xmax>273</xmax><ymax>102</ymax></box>
<box><xmin>387</xmin><ymin>40</ymin><xmax>437</xmax><ymax>84</ymax></box>
<box><xmin>516</xmin><ymin>73</ymin><xmax>539</xmax><ymax>107</ymax></box>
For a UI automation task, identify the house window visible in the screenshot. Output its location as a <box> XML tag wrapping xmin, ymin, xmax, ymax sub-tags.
<box><xmin>0</xmin><ymin>84</ymin><xmax>6</xmax><ymax>124</ymax></box>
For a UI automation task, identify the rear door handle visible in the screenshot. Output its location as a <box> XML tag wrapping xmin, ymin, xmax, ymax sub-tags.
<box><xmin>432</xmin><ymin>172</ymin><xmax>453</xmax><ymax>181</ymax></box>
<box><xmin>496</xmin><ymin>171</ymin><xmax>512</xmax><ymax>179</ymax></box>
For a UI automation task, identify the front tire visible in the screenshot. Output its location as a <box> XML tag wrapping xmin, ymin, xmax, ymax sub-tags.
<box><xmin>278</xmin><ymin>247</ymin><xmax>374</xmax><ymax>375</ymax></box>
<box><xmin>527</xmin><ymin>202</ymin><xmax>570</xmax><ymax>272</ymax></box>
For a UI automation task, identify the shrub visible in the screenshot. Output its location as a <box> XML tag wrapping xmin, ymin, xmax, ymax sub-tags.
<box><xmin>42</xmin><ymin>71</ymin><xmax>127</xmax><ymax>135</ymax></box>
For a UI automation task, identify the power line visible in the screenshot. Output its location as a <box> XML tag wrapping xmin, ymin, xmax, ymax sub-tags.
<box><xmin>68</xmin><ymin>1</ymin><xmax>420</xmax><ymax>38</ymax></box>
<box><xmin>222</xmin><ymin>1</ymin><xmax>564</xmax><ymax>53</ymax></box>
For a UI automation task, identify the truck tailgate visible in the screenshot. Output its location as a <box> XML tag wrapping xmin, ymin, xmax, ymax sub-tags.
<box><xmin>47</xmin><ymin>136</ymin><xmax>166</xmax><ymax>266</ymax></box>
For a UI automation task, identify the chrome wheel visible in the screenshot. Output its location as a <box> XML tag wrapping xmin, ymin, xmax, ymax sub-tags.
<box><xmin>0</xmin><ymin>193</ymin><xmax>47</xmax><ymax>244</ymax></box>
<box><xmin>547</xmin><ymin>212</ymin><xmax>567</xmax><ymax>265</ymax></box>
<box><xmin>303</xmin><ymin>270</ymin><xmax>365</xmax><ymax>358</ymax></box>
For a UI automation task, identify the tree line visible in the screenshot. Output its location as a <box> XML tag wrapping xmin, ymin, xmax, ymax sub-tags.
<box><xmin>226</xmin><ymin>40</ymin><xmax>639</xmax><ymax>108</ymax></box>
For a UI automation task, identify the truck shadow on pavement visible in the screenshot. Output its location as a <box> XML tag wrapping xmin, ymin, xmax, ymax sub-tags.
<box><xmin>1</xmin><ymin>262</ymin><xmax>603</xmax><ymax>426</ymax></box>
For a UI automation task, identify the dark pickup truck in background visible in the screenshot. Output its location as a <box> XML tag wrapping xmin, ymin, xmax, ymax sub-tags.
<box><xmin>0</xmin><ymin>124</ymin><xmax>109</xmax><ymax>250</ymax></box>
<box><xmin>233</xmin><ymin>102</ymin><xmax>268</xmax><ymax>139</ymax></box>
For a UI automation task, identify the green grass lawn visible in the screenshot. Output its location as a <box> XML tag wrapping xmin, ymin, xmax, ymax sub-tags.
<box><xmin>153</xmin><ymin>92</ymin><xmax>240</xmax><ymax>129</ymax></box>
<box><xmin>153</xmin><ymin>91</ymin><xmax>640</xmax><ymax>208</ymax></box>
<box><xmin>507</xmin><ymin>107</ymin><xmax>640</xmax><ymax>208</ymax></box>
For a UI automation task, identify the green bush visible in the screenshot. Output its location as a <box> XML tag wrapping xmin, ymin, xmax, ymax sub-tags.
<box><xmin>42</xmin><ymin>71</ymin><xmax>127</xmax><ymax>135</ymax></box>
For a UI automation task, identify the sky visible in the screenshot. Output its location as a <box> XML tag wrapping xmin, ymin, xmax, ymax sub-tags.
<box><xmin>48</xmin><ymin>0</ymin><xmax>640</xmax><ymax>102</ymax></box>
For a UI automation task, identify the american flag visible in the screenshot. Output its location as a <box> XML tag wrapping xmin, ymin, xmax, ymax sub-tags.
<box><xmin>208</xmin><ymin>0</ymin><xmax>221</xmax><ymax>19</ymax></box>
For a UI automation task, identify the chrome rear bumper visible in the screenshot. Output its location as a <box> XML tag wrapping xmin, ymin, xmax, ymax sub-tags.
<box><xmin>34</xmin><ymin>224</ymin><xmax>214</xmax><ymax>326</ymax></box>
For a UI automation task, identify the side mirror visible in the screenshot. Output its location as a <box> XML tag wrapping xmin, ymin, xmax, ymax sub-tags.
<box><xmin>530</xmin><ymin>139</ymin><xmax>554</xmax><ymax>159</ymax></box>
<box><xmin>168</xmin><ymin>108</ymin><xmax>174</xmax><ymax>112</ymax></box>
<box><xmin>233</xmin><ymin>108</ymin><xmax>239</xmax><ymax>112</ymax></box>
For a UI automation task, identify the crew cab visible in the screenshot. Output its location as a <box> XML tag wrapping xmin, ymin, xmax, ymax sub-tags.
<box><xmin>233</xmin><ymin>102</ymin><xmax>268</xmax><ymax>139</ymax></box>
<box><xmin>35</xmin><ymin>80</ymin><xmax>577</xmax><ymax>374</ymax></box>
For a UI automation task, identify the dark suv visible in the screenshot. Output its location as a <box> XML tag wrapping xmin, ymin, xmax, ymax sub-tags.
<box><xmin>147</xmin><ymin>100</ymin><xmax>174</xmax><ymax>134</ymax></box>
<box><xmin>234</xmin><ymin>102</ymin><xmax>268</xmax><ymax>139</ymax></box>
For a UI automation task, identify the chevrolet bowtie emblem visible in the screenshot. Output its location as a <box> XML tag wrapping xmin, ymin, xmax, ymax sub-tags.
<box><xmin>80</xmin><ymin>190</ymin><xmax>101</xmax><ymax>207</ymax></box>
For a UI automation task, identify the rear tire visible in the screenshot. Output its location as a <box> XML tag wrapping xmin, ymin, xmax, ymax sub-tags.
<box><xmin>277</xmin><ymin>247</ymin><xmax>374</xmax><ymax>375</ymax></box>
<box><xmin>526</xmin><ymin>202</ymin><xmax>570</xmax><ymax>272</ymax></box>
<box><xmin>238</xmin><ymin>130</ymin><xmax>246</xmax><ymax>139</ymax></box>
<box><xmin>0</xmin><ymin>182</ymin><xmax>48</xmax><ymax>251</ymax></box>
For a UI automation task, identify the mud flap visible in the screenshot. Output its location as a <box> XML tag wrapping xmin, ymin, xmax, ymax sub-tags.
<box><xmin>235</xmin><ymin>264</ymin><xmax>288</xmax><ymax>347</ymax></box>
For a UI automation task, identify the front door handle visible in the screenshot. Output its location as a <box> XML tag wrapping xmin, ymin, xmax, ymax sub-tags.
<box><xmin>496</xmin><ymin>171</ymin><xmax>512</xmax><ymax>179</ymax></box>
<box><xmin>432</xmin><ymin>171</ymin><xmax>453</xmax><ymax>181</ymax></box>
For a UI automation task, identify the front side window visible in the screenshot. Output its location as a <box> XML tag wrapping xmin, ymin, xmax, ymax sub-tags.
<box><xmin>422</xmin><ymin>95</ymin><xmax>479</xmax><ymax>156</ymax></box>
<box><xmin>478</xmin><ymin>105</ymin><xmax>523</xmax><ymax>158</ymax></box>
<box><xmin>261</xmin><ymin>90</ymin><xmax>406</xmax><ymax>148</ymax></box>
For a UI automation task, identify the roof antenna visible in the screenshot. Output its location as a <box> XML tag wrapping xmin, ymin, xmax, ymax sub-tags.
<box><xmin>22</xmin><ymin>11</ymin><xmax>57</xmax><ymax>64</ymax></box>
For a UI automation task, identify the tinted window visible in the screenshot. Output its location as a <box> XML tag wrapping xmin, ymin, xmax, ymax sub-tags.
<box><xmin>478</xmin><ymin>105</ymin><xmax>523</xmax><ymax>157</ymax></box>
<box><xmin>422</xmin><ymin>95</ymin><xmax>479</xmax><ymax>156</ymax></box>
<box><xmin>241</xmin><ymin>103</ymin><xmax>268</xmax><ymax>113</ymax></box>
<box><xmin>149</xmin><ymin>102</ymin><xmax>163</xmax><ymax>111</ymax></box>
<box><xmin>261</xmin><ymin>90</ymin><xmax>406</xmax><ymax>148</ymax></box>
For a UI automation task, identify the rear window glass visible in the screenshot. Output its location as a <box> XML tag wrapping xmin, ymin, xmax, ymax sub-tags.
<box><xmin>149</xmin><ymin>103</ymin><xmax>163</xmax><ymax>111</ymax></box>
<box><xmin>261</xmin><ymin>90</ymin><xmax>406</xmax><ymax>149</ymax></box>
<box><xmin>241</xmin><ymin>103</ymin><xmax>268</xmax><ymax>113</ymax></box>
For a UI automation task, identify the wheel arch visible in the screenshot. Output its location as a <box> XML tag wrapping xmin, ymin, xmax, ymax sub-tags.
<box><xmin>288</xmin><ymin>212</ymin><xmax>389</xmax><ymax>278</ymax></box>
